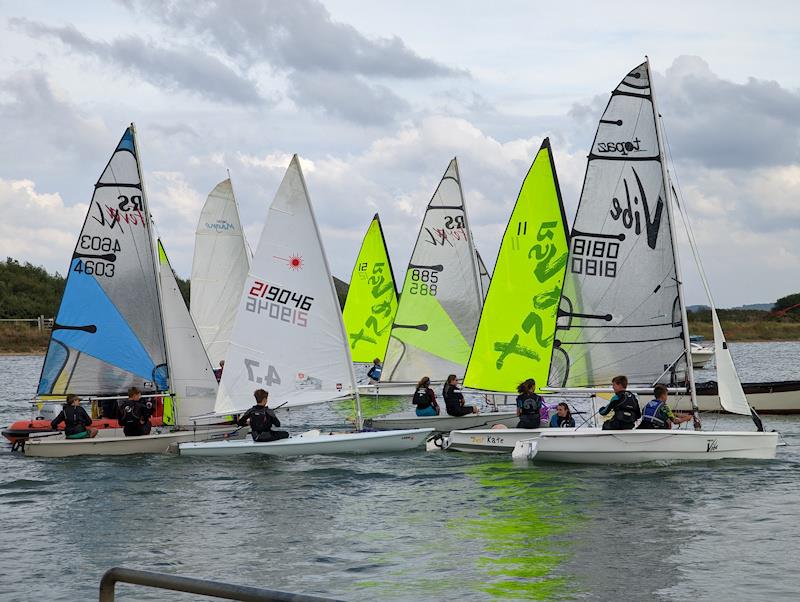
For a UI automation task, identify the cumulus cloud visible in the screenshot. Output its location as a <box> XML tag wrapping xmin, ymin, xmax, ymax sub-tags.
<box><xmin>10</xmin><ymin>17</ymin><xmax>263</xmax><ymax>105</ymax></box>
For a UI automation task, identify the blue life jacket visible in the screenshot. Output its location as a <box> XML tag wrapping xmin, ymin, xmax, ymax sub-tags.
<box><xmin>641</xmin><ymin>399</ymin><xmax>667</xmax><ymax>428</ymax></box>
<box><xmin>367</xmin><ymin>364</ymin><xmax>382</xmax><ymax>381</ymax></box>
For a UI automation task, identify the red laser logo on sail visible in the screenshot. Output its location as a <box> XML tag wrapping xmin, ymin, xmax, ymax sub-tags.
<box><xmin>274</xmin><ymin>253</ymin><xmax>304</xmax><ymax>271</ymax></box>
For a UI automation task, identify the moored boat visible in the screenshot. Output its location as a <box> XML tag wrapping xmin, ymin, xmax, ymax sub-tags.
<box><xmin>366</xmin><ymin>410</ymin><xmax>518</xmax><ymax>432</ymax></box>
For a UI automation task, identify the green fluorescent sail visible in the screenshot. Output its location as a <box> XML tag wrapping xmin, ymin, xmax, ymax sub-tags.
<box><xmin>464</xmin><ymin>139</ymin><xmax>569</xmax><ymax>393</ymax></box>
<box><xmin>342</xmin><ymin>214</ymin><xmax>398</xmax><ymax>363</ymax></box>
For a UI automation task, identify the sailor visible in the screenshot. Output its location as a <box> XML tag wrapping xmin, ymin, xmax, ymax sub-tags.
<box><xmin>118</xmin><ymin>387</ymin><xmax>153</xmax><ymax>437</ymax></box>
<box><xmin>598</xmin><ymin>375</ymin><xmax>641</xmax><ymax>430</ymax></box>
<box><xmin>549</xmin><ymin>402</ymin><xmax>576</xmax><ymax>428</ymax></box>
<box><xmin>412</xmin><ymin>376</ymin><xmax>440</xmax><ymax>417</ymax></box>
<box><xmin>214</xmin><ymin>360</ymin><xmax>225</xmax><ymax>383</ymax></box>
<box><xmin>51</xmin><ymin>394</ymin><xmax>98</xmax><ymax>439</ymax></box>
<box><xmin>516</xmin><ymin>378</ymin><xmax>543</xmax><ymax>429</ymax></box>
<box><xmin>367</xmin><ymin>358</ymin><xmax>383</xmax><ymax>384</ymax></box>
<box><xmin>442</xmin><ymin>375</ymin><xmax>478</xmax><ymax>416</ymax></box>
<box><xmin>637</xmin><ymin>385</ymin><xmax>693</xmax><ymax>430</ymax></box>
<box><xmin>237</xmin><ymin>389</ymin><xmax>289</xmax><ymax>442</ymax></box>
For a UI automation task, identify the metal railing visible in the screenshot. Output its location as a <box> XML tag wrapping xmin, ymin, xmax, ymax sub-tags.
<box><xmin>99</xmin><ymin>567</ymin><xmax>343</xmax><ymax>601</ymax></box>
<box><xmin>0</xmin><ymin>315</ymin><xmax>53</xmax><ymax>331</ymax></box>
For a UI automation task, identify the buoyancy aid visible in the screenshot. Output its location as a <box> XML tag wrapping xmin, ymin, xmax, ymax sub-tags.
<box><xmin>641</xmin><ymin>399</ymin><xmax>667</xmax><ymax>428</ymax></box>
<box><xmin>612</xmin><ymin>391</ymin><xmax>640</xmax><ymax>424</ymax></box>
<box><xmin>413</xmin><ymin>388</ymin><xmax>433</xmax><ymax>409</ymax></box>
<box><xmin>367</xmin><ymin>364</ymin><xmax>382</xmax><ymax>381</ymax></box>
<box><xmin>517</xmin><ymin>393</ymin><xmax>542</xmax><ymax>415</ymax></box>
<box><xmin>62</xmin><ymin>405</ymin><xmax>88</xmax><ymax>436</ymax></box>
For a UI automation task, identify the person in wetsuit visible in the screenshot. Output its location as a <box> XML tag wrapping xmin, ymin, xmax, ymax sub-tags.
<box><xmin>51</xmin><ymin>394</ymin><xmax>98</xmax><ymax>439</ymax></box>
<box><xmin>442</xmin><ymin>374</ymin><xmax>477</xmax><ymax>417</ymax></box>
<box><xmin>599</xmin><ymin>375</ymin><xmax>641</xmax><ymax>430</ymax></box>
<box><xmin>515</xmin><ymin>378</ymin><xmax>543</xmax><ymax>429</ymax></box>
<box><xmin>549</xmin><ymin>402</ymin><xmax>576</xmax><ymax>428</ymax></box>
<box><xmin>214</xmin><ymin>360</ymin><xmax>225</xmax><ymax>383</ymax></box>
<box><xmin>118</xmin><ymin>387</ymin><xmax>154</xmax><ymax>437</ymax></box>
<box><xmin>412</xmin><ymin>376</ymin><xmax>440</xmax><ymax>417</ymax></box>
<box><xmin>637</xmin><ymin>385</ymin><xmax>693</xmax><ymax>430</ymax></box>
<box><xmin>237</xmin><ymin>389</ymin><xmax>289</xmax><ymax>442</ymax></box>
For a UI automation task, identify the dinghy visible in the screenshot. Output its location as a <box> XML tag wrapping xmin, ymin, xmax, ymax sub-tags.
<box><xmin>19</xmin><ymin>126</ymin><xmax>233</xmax><ymax>457</ymax></box>
<box><xmin>190</xmin><ymin>178</ymin><xmax>251</xmax><ymax>367</ymax></box>
<box><xmin>341</xmin><ymin>214</ymin><xmax>398</xmax><ymax>383</ymax></box>
<box><xmin>179</xmin><ymin>156</ymin><xmax>432</xmax><ymax>457</ymax></box>
<box><xmin>366</xmin><ymin>411</ymin><xmax>517</xmax><ymax>432</ymax></box>
<box><xmin>513</xmin><ymin>59</ymin><xmax>777</xmax><ymax>464</ymax></box>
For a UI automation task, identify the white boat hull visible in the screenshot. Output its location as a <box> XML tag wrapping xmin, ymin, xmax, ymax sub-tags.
<box><xmin>691</xmin><ymin>347</ymin><xmax>714</xmax><ymax>368</ymax></box>
<box><xmin>519</xmin><ymin>429</ymin><xmax>778</xmax><ymax>464</ymax></box>
<box><xmin>367</xmin><ymin>411</ymin><xmax>518</xmax><ymax>432</ymax></box>
<box><xmin>443</xmin><ymin>427</ymin><xmax>552</xmax><ymax>453</ymax></box>
<box><xmin>178</xmin><ymin>428</ymin><xmax>434</xmax><ymax>457</ymax></box>
<box><xmin>23</xmin><ymin>426</ymin><xmax>239</xmax><ymax>458</ymax></box>
<box><xmin>695</xmin><ymin>383</ymin><xmax>800</xmax><ymax>414</ymax></box>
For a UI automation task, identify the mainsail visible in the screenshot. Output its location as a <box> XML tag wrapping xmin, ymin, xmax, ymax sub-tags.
<box><xmin>383</xmin><ymin>158</ymin><xmax>483</xmax><ymax>382</ymax></box>
<box><xmin>342</xmin><ymin>214</ymin><xmax>398</xmax><ymax>363</ymax></box>
<box><xmin>215</xmin><ymin>156</ymin><xmax>356</xmax><ymax>414</ymax></box>
<box><xmin>190</xmin><ymin>178</ymin><xmax>251</xmax><ymax>367</ymax></box>
<box><xmin>477</xmin><ymin>251</ymin><xmax>491</xmax><ymax>301</ymax></box>
<box><xmin>157</xmin><ymin>240</ymin><xmax>218</xmax><ymax>424</ymax></box>
<box><xmin>549</xmin><ymin>62</ymin><xmax>687</xmax><ymax>389</ymax></box>
<box><xmin>465</xmin><ymin>139</ymin><xmax>569</xmax><ymax>393</ymax></box>
<box><xmin>37</xmin><ymin>126</ymin><xmax>168</xmax><ymax>396</ymax></box>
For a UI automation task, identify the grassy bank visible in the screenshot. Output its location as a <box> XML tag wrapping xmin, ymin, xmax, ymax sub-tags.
<box><xmin>0</xmin><ymin>324</ymin><xmax>49</xmax><ymax>354</ymax></box>
<box><xmin>688</xmin><ymin>320</ymin><xmax>800</xmax><ymax>342</ymax></box>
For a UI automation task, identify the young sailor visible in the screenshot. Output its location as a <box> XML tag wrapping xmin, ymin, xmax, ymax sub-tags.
<box><xmin>412</xmin><ymin>376</ymin><xmax>440</xmax><ymax>417</ymax></box>
<box><xmin>51</xmin><ymin>394</ymin><xmax>98</xmax><ymax>439</ymax></box>
<box><xmin>119</xmin><ymin>387</ymin><xmax>154</xmax><ymax>437</ymax></box>
<box><xmin>549</xmin><ymin>402</ymin><xmax>576</xmax><ymax>428</ymax></box>
<box><xmin>237</xmin><ymin>389</ymin><xmax>289</xmax><ymax>442</ymax></box>
<box><xmin>214</xmin><ymin>360</ymin><xmax>225</xmax><ymax>383</ymax></box>
<box><xmin>442</xmin><ymin>374</ymin><xmax>477</xmax><ymax>417</ymax></box>
<box><xmin>367</xmin><ymin>358</ymin><xmax>383</xmax><ymax>384</ymax></box>
<box><xmin>515</xmin><ymin>378</ymin><xmax>543</xmax><ymax>429</ymax></box>
<box><xmin>637</xmin><ymin>385</ymin><xmax>693</xmax><ymax>430</ymax></box>
<box><xmin>598</xmin><ymin>375</ymin><xmax>641</xmax><ymax>430</ymax></box>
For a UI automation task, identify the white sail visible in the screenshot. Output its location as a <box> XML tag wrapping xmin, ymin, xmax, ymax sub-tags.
<box><xmin>477</xmin><ymin>251</ymin><xmax>491</xmax><ymax>301</ymax></box>
<box><xmin>190</xmin><ymin>178</ymin><xmax>251</xmax><ymax>367</ymax></box>
<box><xmin>157</xmin><ymin>241</ymin><xmax>219</xmax><ymax>424</ymax></box>
<box><xmin>215</xmin><ymin>156</ymin><xmax>355</xmax><ymax>414</ymax></box>
<box><xmin>383</xmin><ymin>158</ymin><xmax>483</xmax><ymax>382</ymax></box>
<box><xmin>550</xmin><ymin>62</ymin><xmax>687</xmax><ymax>389</ymax></box>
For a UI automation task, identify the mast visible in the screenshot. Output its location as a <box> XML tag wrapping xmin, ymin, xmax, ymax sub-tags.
<box><xmin>647</xmin><ymin>58</ymin><xmax>700</xmax><ymax>426</ymax></box>
<box><xmin>131</xmin><ymin>122</ymin><xmax>176</xmax><ymax>421</ymax></box>
<box><xmin>295</xmin><ymin>157</ymin><xmax>364</xmax><ymax>430</ymax></box>
<box><xmin>453</xmin><ymin>157</ymin><xmax>485</xmax><ymax>312</ymax></box>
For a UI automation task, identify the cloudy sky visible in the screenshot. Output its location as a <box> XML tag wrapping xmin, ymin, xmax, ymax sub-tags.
<box><xmin>1</xmin><ymin>0</ymin><xmax>798</xmax><ymax>306</ymax></box>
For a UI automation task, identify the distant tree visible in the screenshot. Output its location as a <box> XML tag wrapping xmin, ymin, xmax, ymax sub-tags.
<box><xmin>774</xmin><ymin>293</ymin><xmax>800</xmax><ymax>313</ymax></box>
<box><xmin>0</xmin><ymin>258</ymin><xmax>65</xmax><ymax>318</ymax></box>
<box><xmin>175</xmin><ymin>275</ymin><xmax>190</xmax><ymax>307</ymax></box>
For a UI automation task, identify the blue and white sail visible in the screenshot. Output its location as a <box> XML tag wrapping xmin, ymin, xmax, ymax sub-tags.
<box><xmin>37</xmin><ymin>126</ymin><xmax>168</xmax><ymax>396</ymax></box>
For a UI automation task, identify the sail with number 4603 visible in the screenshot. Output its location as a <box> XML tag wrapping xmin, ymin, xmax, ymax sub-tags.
<box><xmin>383</xmin><ymin>158</ymin><xmax>484</xmax><ymax>382</ymax></box>
<box><xmin>37</xmin><ymin>126</ymin><xmax>168</xmax><ymax>397</ymax></box>
<box><xmin>215</xmin><ymin>156</ymin><xmax>356</xmax><ymax>414</ymax></box>
<box><xmin>548</xmin><ymin>62</ymin><xmax>687</xmax><ymax>389</ymax></box>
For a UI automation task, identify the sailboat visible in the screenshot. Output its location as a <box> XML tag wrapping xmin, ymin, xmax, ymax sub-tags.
<box><xmin>509</xmin><ymin>60</ymin><xmax>777</xmax><ymax>463</ymax></box>
<box><xmin>341</xmin><ymin>213</ymin><xmax>398</xmax><ymax>382</ymax></box>
<box><xmin>190</xmin><ymin>178</ymin><xmax>251</xmax><ymax>367</ymax></box>
<box><xmin>179</xmin><ymin>156</ymin><xmax>432</xmax><ymax>457</ymax></box>
<box><xmin>20</xmin><ymin>126</ymin><xmax>235</xmax><ymax>457</ymax></box>
<box><xmin>442</xmin><ymin>138</ymin><xmax>574</xmax><ymax>453</ymax></box>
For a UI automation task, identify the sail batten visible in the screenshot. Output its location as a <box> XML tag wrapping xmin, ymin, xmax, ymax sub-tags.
<box><xmin>383</xmin><ymin>158</ymin><xmax>483</xmax><ymax>382</ymax></box>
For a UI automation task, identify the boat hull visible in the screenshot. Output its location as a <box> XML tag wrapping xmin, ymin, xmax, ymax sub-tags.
<box><xmin>366</xmin><ymin>411</ymin><xmax>518</xmax><ymax>432</ymax></box>
<box><xmin>695</xmin><ymin>380</ymin><xmax>800</xmax><ymax>414</ymax></box>
<box><xmin>521</xmin><ymin>429</ymin><xmax>778</xmax><ymax>464</ymax></box>
<box><xmin>22</xmin><ymin>426</ymin><xmax>239</xmax><ymax>458</ymax></box>
<box><xmin>443</xmin><ymin>427</ymin><xmax>551</xmax><ymax>453</ymax></box>
<box><xmin>179</xmin><ymin>428</ymin><xmax>434</xmax><ymax>457</ymax></box>
<box><xmin>2</xmin><ymin>416</ymin><xmax>167</xmax><ymax>444</ymax></box>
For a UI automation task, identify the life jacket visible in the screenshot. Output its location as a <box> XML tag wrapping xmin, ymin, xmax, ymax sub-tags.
<box><xmin>367</xmin><ymin>364</ymin><xmax>382</xmax><ymax>381</ymax></box>
<box><xmin>119</xmin><ymin>399</ymin><xmax>148</xmax><ymax>427</ymax></box>
<box><xmin>413</xmin><ymin>388</ymin><xmax>433</xmax><ymax>409</ymax></box>
<box><xmin>517</xmin><ymin>393</ymin><xmax>542</xmax><ymax>416</ymax></box>
<box><xmin>248</xmin><ymin>405</ymin><xmax>271</xmax><ymax>433</ymax></box>
<box><xmin>62</xmin><ymin>405</ymin><xmax>86</xmax><ymax>436</ymax></box>
<box><xmin>612</xmin><ymin>391</ymin><xmax>639</xmax><ymax>424</ymax></box>
<box><xmin>641</xmin><ymin>399</ymin><xmax>667</xmax><ymax>428</ymax></box>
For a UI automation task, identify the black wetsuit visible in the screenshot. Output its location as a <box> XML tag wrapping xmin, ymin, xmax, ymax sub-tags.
<box><xmin>443</xmin><ymin>384</ymin><xmax>474</xmax><ymax>417</ymax></box>
<box><xmin>516</xmin><ymin>393</ymin><xmax>542</xmax><ymax>429</ymax></box>
<box><xmin>237</xmin><ymin>405</ymin><xmax>289</xmax><ymax>442</ymax></box>
<box><xmin>601</xmin><ymin>391</ymin><xmax>641</xmax><ymax>431</ymax></box>
<box><xmin>119</xmin><ymin>398</ymin><xmax>153</xmax><ymax>436</ymax></box>
<box><xmin>51</xmin><ymin>405</ymin><xmax>92</xmax><ymax>437</ymax></box>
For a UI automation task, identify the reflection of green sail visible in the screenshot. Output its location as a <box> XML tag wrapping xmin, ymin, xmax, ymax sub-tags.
<box><xmin>342</xmin><ymin>214</ymin><xmax>398</xmax><ymax>362</ymax></box>
<box><xmin>456</xmin><ymin>462</ymin><xmax>582</xmax><ymax>600</ymax></box>
<box><xmin>332</xmin><ymin>394</ymin><xmax>406</xmax><ymax>422</ymax></box>
<box><xmin>465</xmin><ymin>139</ymin><xmax>569</xmax><ymax>393</ymax></box>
